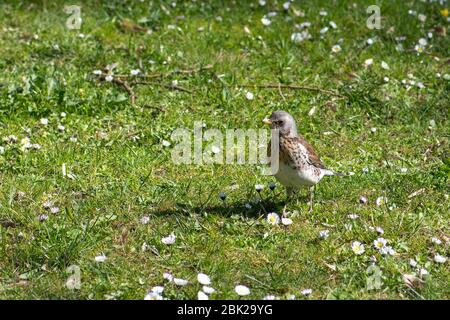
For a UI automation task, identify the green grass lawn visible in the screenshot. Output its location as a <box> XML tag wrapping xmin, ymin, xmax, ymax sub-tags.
<box><xmin>0</xmin><ymin>0</ymin><xmax>449</xmax><ymax>300</ymax></box>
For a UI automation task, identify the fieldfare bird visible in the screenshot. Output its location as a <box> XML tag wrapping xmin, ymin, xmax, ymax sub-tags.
<box><xmin>263</xmin><ymin>110</ymin><xmax>342</xmax><ymax>212</ymax></box>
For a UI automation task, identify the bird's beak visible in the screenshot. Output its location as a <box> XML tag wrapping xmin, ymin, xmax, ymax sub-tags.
<box><xmin>262</xmin><ymin>118</ymin><xmax>272</xmax><ymax>125</ymax></box>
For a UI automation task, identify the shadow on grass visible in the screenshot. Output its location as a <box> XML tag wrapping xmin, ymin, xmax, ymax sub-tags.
<box><xmin>149</xmin><ymin>190</ymin><xmax>313</xmax><ymax>218</ymax></box>
<box><xmin>151</xmin><ymin>198</ymin><xmax>290</xmax><ymax>218</ymax></box>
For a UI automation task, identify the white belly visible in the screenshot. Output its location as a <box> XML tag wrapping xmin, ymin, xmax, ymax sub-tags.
<box><xmin>274</xmin><ymin>162</ymin><xmax>321</xmax><ymax>187</ymax></box>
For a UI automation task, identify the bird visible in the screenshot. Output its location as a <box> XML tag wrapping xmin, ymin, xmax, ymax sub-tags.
<box><xmin>262</xmin><ymin>110</ymin><xmax>342</xmax><ymax>212</ymax></box>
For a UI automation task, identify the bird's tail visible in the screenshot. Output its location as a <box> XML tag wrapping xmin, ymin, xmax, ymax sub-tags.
<box><xmin>323</xmin><ymin>169</ymin><xmax>345</xmax><ymax>177</ymax></box>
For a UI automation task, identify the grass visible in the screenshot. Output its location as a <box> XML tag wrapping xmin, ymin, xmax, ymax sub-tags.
<box><xmin>0</xmin><ymin>0</ymin><xmax>449</xmax><ymax>300</ymax></box>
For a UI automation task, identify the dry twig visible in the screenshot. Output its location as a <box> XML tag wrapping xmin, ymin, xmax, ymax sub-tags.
<box><xmin>239</xmin><ymin>83</ymin><xmax>345</xmax><ymax>99</ymax></box>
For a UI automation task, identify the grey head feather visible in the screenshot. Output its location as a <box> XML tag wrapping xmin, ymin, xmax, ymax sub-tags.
<box><xmin>269</xmin><ymin>110</ymin><xmax>298</xmax><ymax>137</ymax></box>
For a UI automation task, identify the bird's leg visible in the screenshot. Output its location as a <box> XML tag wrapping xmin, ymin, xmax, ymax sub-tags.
<box><xmin>285</xmin><ymin>187</ymin><xmax>295</xmax><ymax>200</ymax></box>
<box><xmin>284</xmin><ymin>187</ymin><xmax>295</xmax><ymax>213</ymax></box>
<box><xmin>308</xmin><ymin>185</ymin><xmax>315</xmax><ymax>213</ymax></box>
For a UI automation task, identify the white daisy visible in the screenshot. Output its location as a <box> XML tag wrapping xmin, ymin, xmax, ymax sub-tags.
<box><xmin>92</xmin><ymin>70</ymin><xmax>102</xmax><ymax>75</ymax></box>
<box><xmin>290</xmin><ymin>32</ymin><xmax>304</xmax><ymax>43</ymax></box>
<box><xmin>379</xmin><ymin>245</ymin><xmax>395</xmax><ymax>256</ymax></box>
<box><xmin>43</xmin><ymin>200</ymin><xmax>53</xmax><ymax>208</ymax></box>
<box><xmin>202</xmin><ymin>286</ymin><xmax>216</xmax><ymax>294</ymax></box>
<box><xmin>431</xmin><ymin>237</ymin><xmax>442</xmax><ymax>245</ymax></box>
<box><xmin>161</xmin><ymin>233</ymin><xmax>176</xmax><ymax>245</ymax></box>
<box><xmin>363</xmin><ymin>58</ymin><xmax>374</xmax><ymax>67</ymax></box>
<box><xmin>163</xmin><ymin>272</ymin><xmax>173</xmax><ymax>282</ymax></box>
<box><xmin>373</xmin><ymin>237</ymin><xmax>387</xmax><ymax>250</ymax></box>
<box><xmin>261</xmin><ymin>17</ymin><xmax>271</xmax><ymax>26</ymax></box>
<box><xmin>267</xmin><ymin>212</ymin><xmax>280</xmax><ymax>225</ymax></box>
<box><xmin>434</xmin><ymin>254</ymin><xmax>447</xmax><ymax>263</ymax></box>
<box><xmin>263</xmin><ymin>295</ymin><xmax>277</xmax><ymax>300</ymax></box>
<box><xmin>376</xmin><ymin>196</ymin><xmax>387</xmax><ymax>206</ymax></box>
<box><xmin>299</xmin><ymin>22</ymin><xmax>311</xmax><ymax>28</ymax></box>
<box><xmin>173</xmin><ymin>278</ymin><xmax>189</xmax><ymax>286</ymax></box>
<box><xmin>381</xmin><ymin>61</ymin><xmax>389</xmax><ymax>70</ymax></box>
<box><xmin>130</xmin><ymin>69</ymin><xmax>140</xmax><ymax>76</ymax></box>
<box><xmin>94</xmin><ymin>254</ymin><xmax>107</xmax><ymax>262</ymax></box>
<box><xmin>415</xmin><ymin>44</ymin><xmax>425</xmax><ymax>53</ymax></box>
<box><xmin>366</xmin><ymin>38</ymin><xmax>375</xmax><ymax>45</ymax></box>
<box><xmin>162</xmin><ymin>140</ymin><xmax>171</xmax><ymax>147</ymax></box>
<box><xmin>329</xmin><ymin>21</ymin><xmax>337</xmax><ymax>29</ymax></box>
<box><xmin>105</xmin><ymin>75</ymin><xmax>114</xmax><ymax>82</ymax></box>
<box><xmin>140</xmin><ymin>215</ymin><xmax>150</xmax><ymax>224</ymax></box>
<box><xmin>301</xmin><ymin>288</ymin><xmax>312</xmax><ymax>296</ymax></box>
<box><xmin>198</xmin><ymin>291</ymin><xmax>209</xmax><ymax>300</ymax></box>
<box><xmin>37</xmin><ymin>214</ymin><xmax>49</xmax><ymax>221</ymax></box>
<box><xmin>359</xmin><ymin>196</ymin><xmax>368</xmax><ymax>204</ymax></box>
<box><xmin>351</xmin><ymin>241</ymin><xmax>365</xmax><ymax>255</ymax></box>
<box><xmin>40</xmin><ymin>118</ymin><xmax>49</xmax><ymax>125</ymax></box>
<box><xmin>348</xmin><ymin>214</ymin><xmax>359</xmax><ymax>220</ymax></box>
<box><xmin>409</xmin><ymin>259</ymin><xmax>417</xmax><ymax>267</ymax></box>
<box><xmin>245</xmin><ymin>91</ymin><xmax>254</xmax><ymax>100</ymax></box>
<box><xmin>419</xmin><ymin>268</ymin><xmax>429</xmax><ymax>277</ymax></box>
<box><xmin>197</xmin><ymin>273</ymin><xmax>211</xmax><ymax>285</ymax></box>
<box><xmin>281</xmin><ymin>217</ymin><xmax>293</xmax><ymax>226</ymax></box>
<box><xmin>144</xmin><ymin>292</ymin><xmax>163</xmax><ymax>300</ymax></box>
<box><xmin>151</xmin><ymin>286</ymin><xmax>164</xmax><ymax>294</ymax></box>
<box><xmin>291</xmin><ymin>31</ymin><xmax>311</xmax><ymax>43</ymax></box>
<box><xmin>375</xmin><ymin>227</ymin><xmax>384</xmax><ymax>234</ymax></box>
<box><xmin>255</xmin><ymin>184</ymin><xmax>264</xmax><ymax>192</ymax></box>
<box><xmin>235</xmin><ymin>285</ymin><xmax>250</xmax><ymax>296</ymax></box>
<box><xmin>331</xmin><ymin>45</ymin><xmax>341</xmax><ymax>53</ymax></box>
<box><xmin>319</xmin><ymin>230</ymin><xmax>329</xmax><ymax>239</ymax></box>
<box><xmin>50</xmin><ymin>207</ymin><xmax>60</xmax><ymax>214</ymax></box>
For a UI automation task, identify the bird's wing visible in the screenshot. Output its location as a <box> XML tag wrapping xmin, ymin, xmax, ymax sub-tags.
<box><xmin>296</xmin><ymin>135</ymin><xmax>326</xmax><ymax>169</ymax></box>
<box><xmin>280</xmin><ymin>136</ymin><xmax>326</xmax><ymax>170</ymax></box>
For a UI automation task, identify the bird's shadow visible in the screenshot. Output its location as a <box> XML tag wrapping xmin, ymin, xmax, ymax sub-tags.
<box><xmin>150</xmin><ymin>198</ymin><xmax>290</xmax><ymax>218</ymax></box>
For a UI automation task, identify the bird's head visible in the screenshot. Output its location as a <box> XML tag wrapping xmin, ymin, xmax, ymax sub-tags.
<box><xmin>262</xmin><ymin>110</ymin><xmax>298</xmax><ymax>137</ymax></box>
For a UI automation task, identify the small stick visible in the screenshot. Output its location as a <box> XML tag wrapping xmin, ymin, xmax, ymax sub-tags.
<box><xmin>133</xmin><ymin>80</ymin><xmax>193</xmax><ymax>93</ymax></box>
<box><xmin>114</xmin><ymin>64</ymin><xmax>213</xmax><ymax>80</ymax></box>
<box><xmin>98</xmin><ymin>75</ymin><xmax>136</xmax><ymax>105</ymax></box>
<box><xmin>113</xmin><ymin>78</ymin><xmax>136</xmax><ymax>104</ymax></box>
<box><xmin>239</xmin><ymin>83</ymin><xmax>345</xmax><ymax>98</ymax></box>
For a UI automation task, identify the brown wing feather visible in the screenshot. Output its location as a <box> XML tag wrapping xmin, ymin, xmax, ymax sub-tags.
<box><xmin>295</xmin><ymin>135</ymin><xmax>326</xmax><ymax>169</ymax></box>
<box><xmin>268</xmin><ymin>134</ymin><xmax>326</xmax><ymax>170</ymax></box>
